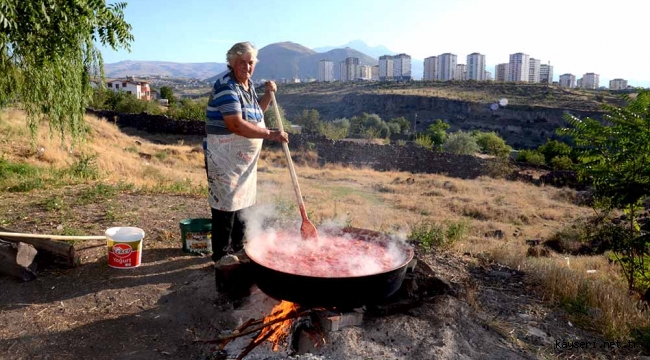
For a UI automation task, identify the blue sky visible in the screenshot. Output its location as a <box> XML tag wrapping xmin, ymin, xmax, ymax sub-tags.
<box><xmin>101</xmin><ymin>0</ymin><xmax>649</xmax><ymax>87</ymax></box>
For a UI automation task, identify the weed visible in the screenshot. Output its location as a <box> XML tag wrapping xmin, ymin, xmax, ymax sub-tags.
<box><xmin>154</xmin><ymin>151</ymin><xmax>168</xmax><ymax>161</ymax></box>
<box><xmin>43</xmin><ymin>195</ymin><xmax>66</xmax><ymax>212</ymax></box>
<box><xmin>77</xmin><ymin>183</ymin><xmax>116</xmax><ymax>205</ymax></box>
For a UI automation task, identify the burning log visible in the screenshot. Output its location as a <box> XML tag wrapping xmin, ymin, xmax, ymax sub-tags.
<box><xmin>0</xmin><ymin>240</ymin><xmax>38</xmax><ymax>281</ymax></box>
<box><xmin>0</xmin><ymin>227</ymin><xmax>80</xmax><ymax>268</ymax></box>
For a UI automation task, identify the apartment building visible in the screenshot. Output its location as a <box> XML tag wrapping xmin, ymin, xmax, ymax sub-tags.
<box><xmin>317</xmin><ymin>60</ymin><xmax>334</xmax><ymax>82</ymax></box>
<box><xmin>423</xmin><ymin>56</ymin><xmax>438</xmax><ymax>81</ymax></box>
<box><xmin>609</xmin><ymin>78</ymin><xmax>628</xmax><ymax>90</ymax></box>
<box><xmin>508</xmin><ymin>53</ymin><xmax>530</xmax><ymax>82</ymax></box>
<box><xmin>454</xmin><ymin>64</ymin><xmax>467</xmax><ymax>81</ymax></box>
<box><xmin>437</xmin><ymin>53</ymin><xmax>457</xmax><ymax>81</ymax></box>
<box><xmin>371</xmin><ymin>65</ymin><xmax>379</xmax><ymax>81</ymax></box>
<box><xmin>495</xmin><ymin>63</ymin><xmax>509</xmax><ymax>82</ymax></box>
<box><xmin>378</xmin><ymin>55</ymin><xmax>394</xmax><ymax>81</ymax></box>
<box><xmin>358</xmin><ymin>65</ymin><xmax>372</xmax><ymax>81</ymax></box>
<box><xmin>528</xmin><ymin>58</ymin><xmax>541</xmax><ymax>83</ymax></box>
<box><xmin>559</xmin><ymin>73</ymin><xmax>576</xmax><ymax>88</ymax></box>
<box><xmin>393</xmin><ymin>53</ymin><xmax>412</xmax><ymax>81</ymax></box>
<box><xmin>466</xmin><ymin>53</ymin><xmax>486</xmax><ymax>81</ymax></box>
<box><xmin>539</xmin><ymin>64</ymin><xmax>553</xmax><ymax>84</ymax></box>
<box><xmin>579</xmin><ymin>72</ymin><xmax>599</xmax><ymax>89</ymax></box>
<box><xmin>484</xmin><ymin>71</ymin><xmax>492</xmax><ymax>81</ymax></box>
<box><xmin>339</xmin><ymin>57</ymin><xmax>359</xmax><ymax>82</ymax></box>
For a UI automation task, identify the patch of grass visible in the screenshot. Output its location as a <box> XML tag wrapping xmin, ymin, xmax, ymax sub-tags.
<box><xmin>77</xmin><ymin>183</ymin><xmax>117</xmax><ymax>205</ymax></box>
<box><xmin>64</xmin><ymin>154</ymin><xmax>99</xmax><ymax>181</ymax></box>
<box><xmin>408</xmin><ymin>220</ymin><xmax>468</xmax><ymax>251</ymax></box>
<box><xmin>43</xmin><ymin>195</ymin><xmax>67</xmax><ymax>212</ymax></box>
<box><xmin>154</xmin><ymin>151</ymin><xmax>168</xmax><ymax>161</ymax></box>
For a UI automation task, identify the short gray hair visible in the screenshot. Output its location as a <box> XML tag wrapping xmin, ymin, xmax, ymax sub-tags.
<box><xmin>226</xmin><ymin>42</ymin><xmax>258</xmax><ymax>67</ymax></box>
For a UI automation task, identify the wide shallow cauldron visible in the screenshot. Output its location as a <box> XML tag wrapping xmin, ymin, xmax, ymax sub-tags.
<box><xmin>245</xmin><ymin>227</ymin><xmax>414</xmax><ymax>309</ymax></box>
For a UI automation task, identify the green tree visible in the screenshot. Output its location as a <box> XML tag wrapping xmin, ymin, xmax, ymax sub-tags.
<box><xmin>349</xmin><ymin>113</ymin><xmax>390</xmax><ymax>138</ymax></box>
<box><xmin>426</xmin><ymin>119</ymin><xmax>450</xmax><ymax>145</ymax></box>
<box><xmin>294</xmin><ymin>109</ymin><xmax>321</xmax><ymax>134</ymax></box>
<box><xmin>159</xmin><ymin>86</ymin><xmax>175</xmax><ymax>104</ymax></box>
<box><xmin>319</xmin><ymin>118</ymin><xmax>349</xmax><ymax>140</ymax></box>
<box><xmin>474</xmin><ymin>131</ymin><xmax>512</xmax><ymax>158</ymax></box>
<box><xmin>387</xmin><ymin>116</ymin><xmax>410</xmax><ymax>134</ymax></box>
<box><xmin>0</xmin><ymin>1</ymin><xmax>134</xmax><ymax>138</ymax></box>
<box><xmin>264</xmin><ymin>103</ymin><xmax>292</xmax><ymax>132</ymax></box>
<box><xmin>559</xmin><ymin>90</ymin><xmax>650</xmax><ymax>291</ymax></box>
<box><xmin>442</xmin><ymin>131</ymin><xmax>480</xmax><ymax>155</ymax></box>
<box><xmin>537</xmin><ymin>139</ymin><xmax>573</xmax><ymax>163</ymax></box>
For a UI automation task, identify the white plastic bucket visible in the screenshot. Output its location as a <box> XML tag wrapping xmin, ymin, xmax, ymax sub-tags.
<box><xmin>106</xmin><ymin>227</ymin><xmax>145</xmax><ymax>269</ymax></box>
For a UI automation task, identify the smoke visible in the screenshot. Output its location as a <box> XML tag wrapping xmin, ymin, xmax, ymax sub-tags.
<box><xmin>240</xmin><ymin>203</ymin><xmax>410</xmax><ymax>277</ymax></box>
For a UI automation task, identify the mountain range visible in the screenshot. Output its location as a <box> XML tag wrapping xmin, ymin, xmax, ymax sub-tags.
<box><xmin>104</xmin><ymin>40</ymin><xmax>424</xmax><ymax>82</ymax></box>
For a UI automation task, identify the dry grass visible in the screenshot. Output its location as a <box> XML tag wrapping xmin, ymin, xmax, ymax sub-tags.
<box><xmin>2</xmin><ymin>108</ymin><xmax>649</xmax><ymax>340</ymax></box>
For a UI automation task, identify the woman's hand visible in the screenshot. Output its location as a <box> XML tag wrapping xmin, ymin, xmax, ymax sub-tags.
<box><xmin>264</xmin><ymin>81</ymin><xmax>277</xmax><ymax>94</ymax></box>
<box><xmin>268</xmin><ymin>130</ymin><xmax>289</xmax><ymax>143</ymax></box>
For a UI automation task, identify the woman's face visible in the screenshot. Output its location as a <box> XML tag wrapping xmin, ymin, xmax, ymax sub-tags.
<box><xmin>233</xmin><ymin>53</ymin><xmax>256</xmax><ymax>83</ymax></box>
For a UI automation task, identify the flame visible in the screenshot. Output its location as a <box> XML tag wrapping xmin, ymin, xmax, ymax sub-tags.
<box><xmin>254</xmin><ymin>300</ymin><xmax>299</xmax><ymax>351</ymax></box>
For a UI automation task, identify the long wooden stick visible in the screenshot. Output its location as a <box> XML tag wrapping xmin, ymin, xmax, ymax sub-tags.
<box><xmin>0</xmin><ymin>232</ymin><xmax>106</xmax><ymax>241</ymax></box>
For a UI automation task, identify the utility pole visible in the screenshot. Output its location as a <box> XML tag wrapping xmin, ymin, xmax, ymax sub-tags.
<box><xmin>413</xmin><ymin>112</ymin><xmax>418</xmax><ymax>134</ymax></box>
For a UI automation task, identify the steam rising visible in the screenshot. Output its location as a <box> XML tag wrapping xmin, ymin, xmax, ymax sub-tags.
<box><xmin>240</xmin><ymin>204</ymin><xmax>410</xmax><ymax>278</ymax></box>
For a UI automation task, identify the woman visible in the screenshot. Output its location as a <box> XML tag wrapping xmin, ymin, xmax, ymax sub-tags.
<box><xmin>204</xmin><ymin>42</ymin><xmax>288</xmax><ymax>263</ymax></box>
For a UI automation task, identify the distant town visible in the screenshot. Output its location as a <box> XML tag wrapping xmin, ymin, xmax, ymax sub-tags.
<box><xmin>297</xmin><ymin>52</ymin><xmax>629</xmax><ymax>91</ymax></box>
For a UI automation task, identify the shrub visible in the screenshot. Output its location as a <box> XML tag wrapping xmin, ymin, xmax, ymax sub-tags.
<box><xmin>551</xmin><ymin>155</ymin><xmax>574</xmax><ymax>170</ymax></box>
<box><xmin>442</xmin><ymin>131</ymin><xmax>480</xmax><ymax>155</ymax></box>
<box><xmin>516</xmin><ymin>149</ymin><xmax>546</xmax><ymax>166</ymax></box>
<box><xmin>474</xmin><ymin>131</ymin><xmax>512</xmax><ymax>158</ymax></box>
<box><xmin>414</xmin><ymin>134</ymin><xmax>433</xmax><ymax>150</ymax></box>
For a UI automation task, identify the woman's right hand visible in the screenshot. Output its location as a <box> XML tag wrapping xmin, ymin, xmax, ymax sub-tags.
<box><xmin>268</xmin><ymin>130</ymin><xmax>289</xmax><ymax>143</ymax></box>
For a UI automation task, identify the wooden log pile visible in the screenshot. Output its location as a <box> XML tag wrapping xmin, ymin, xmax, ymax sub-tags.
<box><xmin>0</xmin><ymin>227</ymin><xmax>81</xmax><ymax>281</ymax></box>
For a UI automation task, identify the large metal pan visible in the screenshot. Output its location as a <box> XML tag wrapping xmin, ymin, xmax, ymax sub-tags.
<box><xmin>245</xmin><ymin>227</ymin><xmax>414</xmax><ymax>309</ymax></box>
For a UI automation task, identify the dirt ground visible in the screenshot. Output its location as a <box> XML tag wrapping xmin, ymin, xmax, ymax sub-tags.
<box><xmin>0</xmin><ymin>190</ymin><xmax>646</xmax><ymax>359</ymax></box>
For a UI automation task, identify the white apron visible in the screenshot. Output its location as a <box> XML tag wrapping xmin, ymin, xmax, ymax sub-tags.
<box><xmin>204</xmin><ymin>124</ymin><xmax>265</xmax><ymax>211</ymax></box>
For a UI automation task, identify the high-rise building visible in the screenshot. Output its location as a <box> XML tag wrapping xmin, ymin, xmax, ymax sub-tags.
<box><xmin>495</xmin><ymin>63</ymin><xmax>509</xmax><ymax>82</ymax></box>
<box><xmin>609</xmin><ymin>78</ymin><xmax>628</xmax><ymax>90</ymax></box>
<box><xmin>528</xmin><ymin>58</ymin><xmax>541</xmax><ymax>83</ymax></box>
<box><xmin>454</xmin><ymin>64</ymin><xmax>467</xmax><ymax>81</ymax></box>
<box><xmin>358</xmin><ymin>65</ymin><xmax>372</xmax><ymax>81</ymax></box>
<box><xmin>539</xmin><ymin>64</ymin><xmax>553</xmax><ymax>84</ymax></box>
<box><xmin>339</xmin><ymin>57</ymin><xmax>359</xmax><ymax>82</ymax></box>
<box><xmin>579</xmin><ymin>73</ymin><xmax>599</xmax><ymax>89</ymax></box>
<box><xmin>371</xmin><ymin>65</ymin><xmax>379</xmax><ymax>81</ymax></box>
<box><xmin>437</xmin><ymin>53</ymin><xmax>457</xmax><ymax>81</ymax></box>
<box><xmin>508</xmin><ymin>53</ymin><xmax>530</xmax><ymax>82</ymax></box>
<box><xmin>484</xmin><ymin>70</ymin><xmax>492</xmax><ymax>81</ymax></box>
<box><xmin>379</xmin><ymin>55</ymin><xmax>394</xmax><ymax>81</ymax></box>
<box><xmin>317</xmin><ymin>60</ymin><xmax>334</xmax><ymax>82</ymax></box>
<box><xmin>423</xmin><ymin>56</ymin><xmax>438</xmax><ymax>81</ymax></box>
<box><xmin>559</xmin><ymin>73</ymin><xmax>576</xmax><ymax>88</ymax></box>
<box><xmin>393</xmin><ymin>54</ymin><xmax>412</xmax><ymax>81</ymax></box>
<box><xmin>466</xmin><ymin>53</ymin><xmax>486</xmax><ymax>81</ymax></box>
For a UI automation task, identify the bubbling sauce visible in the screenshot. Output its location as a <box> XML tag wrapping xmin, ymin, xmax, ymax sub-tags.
<box><xmin>246</xmin><ymin>232</ymin><xmax>409</xmax><ymax>278</ymax></box>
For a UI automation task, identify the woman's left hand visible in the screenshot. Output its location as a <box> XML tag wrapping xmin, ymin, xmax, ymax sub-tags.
<box><xmin>265</xmin><ymin>81</ymin><xmax>277</xmax><ymax>93</ymax></box>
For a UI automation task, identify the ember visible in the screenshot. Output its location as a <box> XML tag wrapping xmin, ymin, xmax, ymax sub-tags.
<box><xmin>246</xmin><ymin>231</ymin><xmax>408</xmax><ymax>277</ymax></box>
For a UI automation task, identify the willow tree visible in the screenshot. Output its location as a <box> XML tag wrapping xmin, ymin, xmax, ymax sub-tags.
<box><xmin>0</xmin><ymin>1</ymin><xmax>133</xmax><ymax>138</ymax></box>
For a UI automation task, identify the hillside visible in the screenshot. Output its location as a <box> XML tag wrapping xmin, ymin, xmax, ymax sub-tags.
<box><xmin>1</xmin><ymin>108</ymin><xmax>647</xmax><ymax>359</ymax></box>
<box><xmin>104</xmin><ymin>60</ymin><xmax>227</xmax><ymax>79</ymax></box>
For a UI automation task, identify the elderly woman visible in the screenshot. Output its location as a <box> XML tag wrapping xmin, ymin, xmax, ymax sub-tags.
<box><xmin>204</xmin><ymin>41</ymin><xmax>288</xmax><ymax>263</ymax></box>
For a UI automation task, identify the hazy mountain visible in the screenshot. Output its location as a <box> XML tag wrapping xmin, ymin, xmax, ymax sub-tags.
<box><xmin>314</xmin><ymin>40</ymin><xmax>395</xmax><ymax>59</ymax></box>
<box><xmin>314</xmin><ymin>40</ymin><xmax>423</xmax><ymax>80</ymax></box>
<box><xmin>253</xmin><ymin>42</ymin><xmax>378</xmax><ymax>81</ymax></box>
<box><xmin>104</xmin><ymin>60</ymin><xmax>227</xmax><ymax>79</ymax></box>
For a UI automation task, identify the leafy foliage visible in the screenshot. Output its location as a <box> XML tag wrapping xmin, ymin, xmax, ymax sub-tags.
<box><xmin>387</xmin><ymin>116</ymin><xmax>410</xmax><ymax>135</ymax></box>
<box><xmin>474</xmin><ymin>131</ymin><xmax>512</xmax><ymax>158</ymax></box>
<box><xmin>559</xmin><ymin>90</ymin><xmax>650</xmax><ymax>291</ymax></box>
<box><xmin>425</xmin><ymin>119</ymin><xmax>450</xmax><ymax>146</ymax></box>
<box><xmin>442</xmin><ymin>131</ymin><xmax>480</xmax><ymax>155</ymax></box>
<box><xmin>414</xmin><ymin>134</ymin><xmax>434</xmax><ymax>150</ymax></box>
<box><xmin>293</xmin><ymin>109</ymin><xmax>320</xmax><ymax>134</ymax></box>
<box><xmin>349</xmin><ymin>113</ymin><xmax>390</xmax><ymax>139</ymax></box>
<box><xmin>319</xmin><ymin>118</ymin><xmax>349</xmax><ymax>140</ymax></box>
<box><xmin>159</xmin><ymin>86</ymin><xmax>175</xmax><ymax>104</ymax></box>
<box><xmin>515</xmin><ymin>149</ymin><xmax>546</xmax><ymax>166</ymax></box>
<box><xmin>167</xmin><ymin>97</ymin><xmax>206</xmax><ymax>120</ymax></box>
<box><xmin>537</xmin><ymin>139</ymin><xmax>573</xmax><ymax>163</ymax></box>
<box><xmin>0</xmin><ymin>1</ymin><xmax>134</xmax><ymax>138</ymax></box>
<box><xmin>263</xmin><ymin>103</ymin><xmax>293</xmax><ymax>131</ymax></box>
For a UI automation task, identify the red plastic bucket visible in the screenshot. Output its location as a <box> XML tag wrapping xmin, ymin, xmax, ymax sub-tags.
<box><xmin>106</xmin><ymin>227</ymin><xmax>145</xmax><ymax>269</ymax></box>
